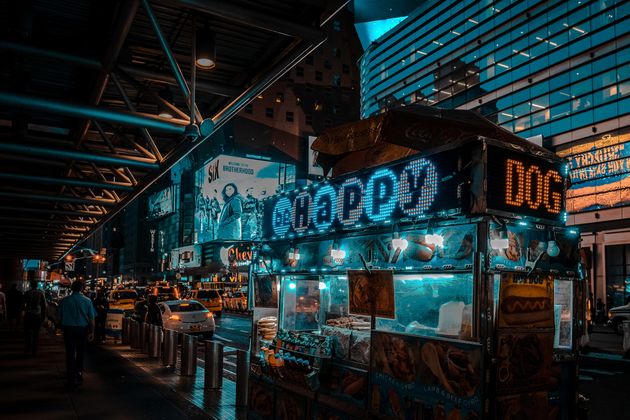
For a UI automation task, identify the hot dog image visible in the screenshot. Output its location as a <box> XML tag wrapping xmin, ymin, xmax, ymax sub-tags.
<box><xmin>500</xmin><ymin>284</ymin><xmax>553</xmax><ymax>326</ymax></box>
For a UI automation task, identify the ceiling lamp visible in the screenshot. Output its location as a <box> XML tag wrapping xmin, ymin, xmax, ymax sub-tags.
<box><xmin>157</xmin><ymin>87</ymin><xmax>174</xmax><ymax>119</ymax></box>
<box><xmin>195</xmin><ymin>25</ymin><xmax>216</xmax><ymax>70</ymax></box>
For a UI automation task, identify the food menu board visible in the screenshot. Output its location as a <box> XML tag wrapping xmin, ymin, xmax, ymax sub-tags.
<box><xmin>370</xmin><ymin>331</ymin><xmax>482</xmax><ymax>420</ymax></box>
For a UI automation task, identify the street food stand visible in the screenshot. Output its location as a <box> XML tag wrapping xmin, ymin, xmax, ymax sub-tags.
<box><xmin>248</xmin><ymin>108</ymin><xmax>582</xmax><ymax>420</ymax></box>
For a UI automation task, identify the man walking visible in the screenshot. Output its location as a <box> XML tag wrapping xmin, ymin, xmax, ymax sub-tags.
<box><xmin>92</xmin><ymin>289</ymin><xmax>109</xmax><ymax>343</ymax></box>
<box><xmin>23</xmin><ymin>280</ymin><xmax>46</xmax><ymax>356</ymax></box>
<box><xmin>58</xmin><ymin>280</ymin><xmax>96</xmax><ymax>387</ymax></box>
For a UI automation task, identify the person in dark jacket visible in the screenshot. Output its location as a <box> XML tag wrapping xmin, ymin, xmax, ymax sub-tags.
<box><xmin>217</xmin><ymin>183</ymin><xmax>243</xmax><ymax>240</ymax></box>
<box><xmin>7</xmin><ymin>284</ymin><xmax>23</xmax><ymax>331</ymax></box>
<box><xmin>23</xmin><ymin>280</ymin><xmax>46</xmax><ymax>356</ymax></box>
<box><xmin>92</xmin><ymin>289</ymin><xmax>109</xmax><ymax>343</ymax></box>
<box><xmin>144</xmin><ymin>295</ymin><xmax>162</xmax><ymax>326</ymax></box>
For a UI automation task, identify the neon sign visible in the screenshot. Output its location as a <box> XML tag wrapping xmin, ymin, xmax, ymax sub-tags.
<box><xmin>264</xmin><ymin>153</ymin><xmax>460</xmax><ymax>238</ymax></box>
<box><xmin>487</xmin><ymin>147</ymin><xmax>565</xmax><ymax>221</ymax></box>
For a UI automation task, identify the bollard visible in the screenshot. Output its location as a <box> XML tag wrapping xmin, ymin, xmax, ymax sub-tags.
<box><xmin>235</xmin><ymin>349</ymin><xmax>250</xmax><ymax>406</ymax></box>
<box><xmin>180</xmin><ymin>334</ymin><xmax>197</xmax><ymax>376</ymax></box>
<box><xmin>149</xmin><ymin>325</ymin><xmax>162</xmax><ymax>358</ymax></box>
<box><xmin>142</xmin><ymin>323</ymin><xmax>150</xmax><ymax>354</ymax></box>
<box><xmin>623</xmin><ymin>320</ymin><xmax>630</xmax><ymax>353</ymax></box>
<box><xmin>130</xmin><ymin>320</ymin><xmax>140</xmax><ymax>349</ymax></box>
<box><xmin>121</xmin><ymin>317</ymin><xmax>129</xmax><ymax>345</ymax></box>
<box><xmin>162</xmin><ymin>329</ymin><xmax>178</xmax><ymax>367</ymax></box>
<box><xmin>204</xmin><ymin>341</ymin><xmax>223</xmax><ymax>389</ymax></box>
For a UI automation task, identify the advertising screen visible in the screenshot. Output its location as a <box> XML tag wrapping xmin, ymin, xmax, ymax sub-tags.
<box><xmin>147</xmin><ymin>186</ymin><xmax>176</xmax><ymax>220</ymax></box>
<box><xmin>486</xmin><ymin>146</ymin><xmax>565</xmax><ymax>223</ymax></box>
<box><xmin>194</xmin><ymin>155</ymin><xmax>294</xmax><ymax>243</ymax></box>
<box><xmin>556</xmin><ymin>129</ymin><xmax>630</xmax><ymax>213</ymax></box>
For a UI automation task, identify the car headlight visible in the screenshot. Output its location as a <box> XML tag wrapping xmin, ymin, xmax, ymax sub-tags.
<box><xmin>205</xmin><ymin>312</ymin><xmax>213</xmax><ymax>319</ymax></box>
<box><xmin>608</xmin><ymin>311</ymin><xmax>612</xmax><ymax>319</ymax></box>
<box><xmin>169</xmin><ymin>314</ymin><xmax>180</xmax><ymax>320</ymax></box>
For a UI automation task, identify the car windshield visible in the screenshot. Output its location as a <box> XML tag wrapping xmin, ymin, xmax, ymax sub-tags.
<box><xmin>197</xmin><ymin>290</ymin><xmax>220</xmax><ymax>299</ymax></box>
<box><xmin>167</xmin><ymin>302</ymin><xmax>206</xmax><ymax>312</ymax></box>
<box><xmin>111</xmin><ymin>291</ymin><xmax>137</xmax><ymax>300</ymax></box>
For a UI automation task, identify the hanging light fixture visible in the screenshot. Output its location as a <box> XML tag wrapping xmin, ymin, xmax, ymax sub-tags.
<box><xmin>157</xmin><ymin>86</ymin><xmax>174</xmax><ymax>119</ymax></box>
<box><xmin>195</xmin><ymin>24</ymin><xmax>216</xmax><ymax>70</ymax></box>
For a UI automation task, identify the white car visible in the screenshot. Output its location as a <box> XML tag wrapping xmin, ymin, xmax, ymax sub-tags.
<box><xmin>159</xmin><ymin>300</ymin><xmax>215</xmax><ymax>339</ymax></box>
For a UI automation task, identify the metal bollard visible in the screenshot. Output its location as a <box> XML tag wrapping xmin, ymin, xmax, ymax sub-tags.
<box><xmin>235</xmin><ymin>349</ymin><xmax>250</xmax><ymax>406</ymax></box>
<box><xmin>122</xmin><ymin>317</ymin><xmax>130</xmax><ymax>345</ymax></box>
<box><xmin>149</xmin><ymin>325</ymin><xmax>162</xmax><ymax>358</ymax></box>
<box><xmin>204</xmin><ymin>341</ymin><xmax>223</xmax><ymax>389</ymax></box>
<box><xmin>142</xmin><ymin>323</ymin><xmax>150</xmax><ymax>354</ymax></box>
<box><xmin>162</xmin><ymin>329</ymin><xmax>178</xmax><ymax>367</ymax></box>
<box><xmin>180</xmin><ymin>334</ymin><xmax>197</xmax><ymax>376</ymax></box>
<box><xmin>130</xmin><ymin>320</ymin><xmax>140</xmax><ymax>349</ymax></box>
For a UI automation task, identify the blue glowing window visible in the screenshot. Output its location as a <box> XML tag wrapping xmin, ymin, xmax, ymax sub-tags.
<box><xmin>365</xmin><ymin>168</ymin><xmax>398</xmax><ymax>222</ymax></box>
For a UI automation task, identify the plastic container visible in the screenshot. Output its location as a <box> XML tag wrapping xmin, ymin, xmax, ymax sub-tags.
<box><xmin>437</xmin><ymin>301</ymin><xmax>465</xmax><ymax>337</ymax></box>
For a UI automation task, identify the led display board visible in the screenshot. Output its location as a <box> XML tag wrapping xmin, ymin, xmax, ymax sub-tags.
<box><xmin>147</xmin><ymin>186</ymin><xmax>176</xmax><ymax>220</ymax></box>
<box><xmin>556</xmin><ymin>130</ymin><xmax>630</xmax><ymax>213</ymax></box>
<box><xmin>486</xmin><ymin>146</ymin><xmax>565</xmax><ymax>222</ymax></box>
<box><xmin>262</xmin><ymin>151</ymin><xmax>461</xmax><ymax>239</ymax></box>
<box><xmin>195</xmin><ymin>155</ymin><xmax>295</xmax><ymax>243</ymax></box>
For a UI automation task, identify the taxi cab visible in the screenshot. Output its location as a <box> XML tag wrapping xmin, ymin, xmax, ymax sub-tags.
<box><xmin>150</xmin><ymin>284</ymin><xmax>180</xmax><ymax>302</ymax></box>
<box><xmin>108</xmin><ymin>289</ymin><xmax>138</xmax><ymax>313</ymax></box>
<box><xmin>189</xmin><ymin>289</ymin><xmax>223</xmax><ymax>317</ymax></box>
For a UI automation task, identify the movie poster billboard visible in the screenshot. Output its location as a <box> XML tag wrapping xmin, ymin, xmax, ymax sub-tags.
<box><xmin>370</xmin><ymin>331</ymin><xmax>482</xmax><ymax>420</ymax></box>
<box><xmin>147</xmin><ymin>186</ymin><xmax>176</xmax><ymax>220</ymax></box>
<box><xmin>194</xmin><ymin>155</ymin><xmax>294</xmax><ymax>243</ymax></box>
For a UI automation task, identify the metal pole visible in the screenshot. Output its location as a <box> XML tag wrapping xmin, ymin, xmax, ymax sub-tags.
<box><xmin>0</xmin><ymin>91</ymin><xmax>186</xmax><ymax>134</ymax></box>
<box><xmin>122</xmin><ymin>317</ymin><xmax>130</xmax><ymax>345</ymax></box>
<box><xmin>149</xmin><ymin>325</ymin><xmax>162</xmax><ymax>358</ymax></box>
<box><xmin>142</xmin><ymin>0</ymin><xmax>202</xmax><ymax>123</ymax></box>
<box><xmin>180</xmin><ymin>334</ymin><xmax>198</xmax><ymax>376</ymax></box>
<box><xmin>130</xmin><ymin>319</ymin><xmax>140</xmax><ymax>349</ymax></box>
<box><xmin>204</xmin><ymin>340</ymin><xmax>223</xmax><ymax>389</ymax></box>
<box><xmin>142</xmin><ymin>323</ymin><xmax>151</xmax><ymax>353</ymax></box>
<box><xmin>235</xmin><ymin>349</ymin><xmax>250</xmax><ymax>406</ymax></box>
<box><xmin>162</xmin><ymin>329</ymin><xmax>178</xmax><ymax>367</ymax></box>
<box><xmin>0</xmin><ymin>142</ymin><xmax>159</xmax><ymax>169</ymax></box>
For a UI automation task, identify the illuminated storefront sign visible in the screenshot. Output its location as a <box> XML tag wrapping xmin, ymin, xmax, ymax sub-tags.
<box><xmin>486</xmin><ymin>147</ymin><xmax>565</xmax><ymax>222</ymax></box>
<box><xmin>263</xmin><ymin>152</ymin><xmax>460</xmax><ymax>238</ymax></box>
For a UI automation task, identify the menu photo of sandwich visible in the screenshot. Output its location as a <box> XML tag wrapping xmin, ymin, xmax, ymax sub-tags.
<box><xmin>498</xmin><ymin>273</ymin><xmax>554</xmax><ymax>329</ymax></box>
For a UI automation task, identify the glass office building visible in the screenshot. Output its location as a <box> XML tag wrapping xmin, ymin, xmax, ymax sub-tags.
<box><xmin>359</xmin><ymin>0</ymin><xmax>629</xmax><ymax>307</ymax></box>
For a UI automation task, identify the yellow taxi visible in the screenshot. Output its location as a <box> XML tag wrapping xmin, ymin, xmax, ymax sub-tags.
<box><xmin>108</xmin><ymin>289</ymin><xmax>138</xmax><ymax>313</ymax></box>
<box><xmin>188</xmin><ymin>289</ymin><xmax>223</xmax><ymax>316</ymax></box>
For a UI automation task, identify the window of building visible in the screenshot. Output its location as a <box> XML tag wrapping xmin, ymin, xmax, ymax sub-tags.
<box><xmin>333</xmin><ymin>75</ymin><xmax>341</xmax><ymax>87</ymax></box>
<box><xmin>305</xmin><ymin>114</ymin><xmax>313</xmax><ymax>125</ymax></box>
<box><xmin>333</xmin><ymin>48</ymin><xmax>341</xmax><ymax>58</ymax></box>
<box><xmin>605</xmin><ymin>245</ymin><xmax>630</xmax><ymax>309</ymax></box>
<box><xmin>314</xmin><ymin>101</ymin><xmax>323</xmax><ymax>111</ymax></box>
<box><xmin>265</xmin><ymin>107</ymin><xmax>274</xmax><ymax>118</ymax></box>
<box><xmin>306</xmin><ymin>55</ymin><xmax>314</xmax><ymax>65</ymax></box>
<box><xmin>315</xmin><ymin>71</ymin><xmax>323</xmax><ymax>82</ymax></box>
<box><xmin>342</xmin><ymin>64</ymin><xmax>350</xmax><ymax>74</ymax></box>
<box><xmin>244</xmin><ymin>104</ymin><xmax>253</xmax><ymax>114</ymax></box>
<box><xmin>276</xmin><ymin>93</ymin><xmax>284</xmax><ymax>104</ymax></box>
<box><xmin>332</xmin><ymin>105</ymin><xmax>338</xmax><ymax>114</ymax></box>
<box><xmin>296</xmin><ymin>66</ymin><xmax>304</xmax><ymax>77</ymax></box>
<box><xmin>324</xmin><ymin>60</ymin><xmax>332</xmax><ymax>70</ymax></box>
<box><xmin>333</xmin><ymin>20</ymin><xmax>341</xmax><ymax>31</ymax></box>
<box><xmin>285</xmin><ymin>111</ymin><xmax>294</xmax><ymax>122</ymax></box>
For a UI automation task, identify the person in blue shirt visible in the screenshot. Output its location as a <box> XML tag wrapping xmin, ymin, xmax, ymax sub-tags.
<box><xmin>58</xmin><ymin>280</ymin><xmax>96</xmax><ymax>387</ymax></box>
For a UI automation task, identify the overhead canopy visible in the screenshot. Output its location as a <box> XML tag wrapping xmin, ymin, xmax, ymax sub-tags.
<box><xmin>0</xmin><ymin>0</ymin><xmax>346</xmax><ymax>261</ymax></box>
<box><xmin>312</xmin><ymin>104</ymin><xmax>557</xmax><ymax>176</ymax></box>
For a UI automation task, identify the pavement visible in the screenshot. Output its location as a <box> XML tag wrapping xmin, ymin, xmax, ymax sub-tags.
<box><xmin>0</xmin><ymin>324</ymin><xmax>239</xmax><ymax>420</ymax></box>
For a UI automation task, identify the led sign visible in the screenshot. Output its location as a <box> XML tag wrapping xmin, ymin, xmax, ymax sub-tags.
<box><xmin>263</xmin><ymin>153</ymin><xmax>460</xmax><ymax>239</ymax></box>
<box><xmin>486</xmin><ymin>147</ymin><xmax>565</xmax><ymax>222</ymax></box>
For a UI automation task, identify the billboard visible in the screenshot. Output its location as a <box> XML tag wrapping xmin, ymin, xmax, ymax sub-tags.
<box><xmin>557</xmin><ymin>129</ymin><xmax>630</xmax><ymax>213</ymax></box>
<box><xmin>194</xmin><ymin>155</ymin><xmax>294</xmax><ymax>243</ymax></box>
<box><xmin>170</xmin><ymin>245</ymin><xmax>202</xmax><ymax>270</ymax></box>
<box><xmin>147</xmin><ymin>186</ymin><xmax>176</xmax><ymax>220</ymax></box>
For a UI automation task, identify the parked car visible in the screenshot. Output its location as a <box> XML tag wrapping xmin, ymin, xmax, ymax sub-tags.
<box><xmin>608</xmin><ymin>303</ymin><xmax>630</xmax><ymax>335</ymax></box>
<box><xmin>159</xmin><ymin>300</ymin><xmax>215</xmax><ymax>339</ymax></box>
<box><xmin>188</xmin><ymin>289</ymin><xmax>223</xmax><ymax>317</ymax></box>
<box><xmin>150</xmin><ymin>285</ymin><xmax>180</xmax><ymax>302</ymax></box>
<box><xmin>108</xmin><ymin>289</ymin><xmax>138</xmax><ymax>314</ymax></box>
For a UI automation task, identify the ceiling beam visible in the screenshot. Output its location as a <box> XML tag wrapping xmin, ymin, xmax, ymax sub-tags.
<box><xmin>0</xmin><ymin>91</ymin><xmax>186</xmax><ymax>135</ymax></box>
<box><xmin>0</xmin><ymin>216</ymin><xmax>95</xmax><ymax>226</ymax></box>
<box><xmin>0</xmin><ymin>40</ymin><xmax>101</xmax><ymax>70</ymax></box>
<box><xmin>176</xmin><ymin>0</ymin><xmax>325</xmax><ymax>41</ymax></box>
<box><xmin>0</xmin><ymin>224</ymin><xmax>89</xmax><ymax>233</ymax></box>
<box><xmin>0</xmin><ymin>142</ymin><xmax>159</xmax><ymax>170</ymax></box>
<box><xmin>0</xmin><ymin>191</ymin><xmax>116</xmax><ymax>207</ymax></box>
<box><xmin>0</xmin><ymin>205</ymin><xmax>104</xmax><ymax>218</ymax></box>
<box><xmin>0</xmin><ymin>172</ymin><xmax>134</xmax><ymax>192</ymax></box>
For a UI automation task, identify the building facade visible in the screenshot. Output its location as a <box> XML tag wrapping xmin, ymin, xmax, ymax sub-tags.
<box><xmin>358</xmin><ymin>0</ymin><xmax>629</xmax><ymax>307</ymax></box>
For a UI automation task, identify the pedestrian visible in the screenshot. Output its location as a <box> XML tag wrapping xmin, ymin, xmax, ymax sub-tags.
<box><xmin>0</xmin><ymin>284</ymin><xmax>6</xmax><ymax>322</ymax></box>
<box><xmin>23</xmin><ymin>280</ymin><xmax>46</xmax><ymax>356</ymax></box>
<box><xmin>7</xmin><ymin>284</ymin><xmax>23</xmax><ymax>331</ymax></box>
<box><xmin>144</xmin><ymin>294</ymin><xmax>162</xmax><ymax>326</ymax></box>
<box><xmin>58</xmin><ymin>280</ymin><xmax>96</xmax><ymax>387</ymax></box>
<box><xmin>92</xmin><ymin>289</ymin><xmax>109</xmax><ymax>343</ymax></box>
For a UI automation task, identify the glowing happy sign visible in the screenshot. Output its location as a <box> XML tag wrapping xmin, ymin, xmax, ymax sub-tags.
<box><xmin>270</xmin><ymin>157</ymin><xmax>439</xmax><ymax>236</ymax></box>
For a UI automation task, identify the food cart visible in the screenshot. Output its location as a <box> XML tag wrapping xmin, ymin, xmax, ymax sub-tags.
<box><xmin>248</xmin><ymin>109</ymin><xmax>582</xmax><ymax>420</ymax></box>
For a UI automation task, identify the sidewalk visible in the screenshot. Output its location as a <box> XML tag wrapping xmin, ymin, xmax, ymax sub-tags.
<box><xmin>0</xmin><ymin>325</ymin><xmax>209</xmax><ymax>419</ymax></box>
